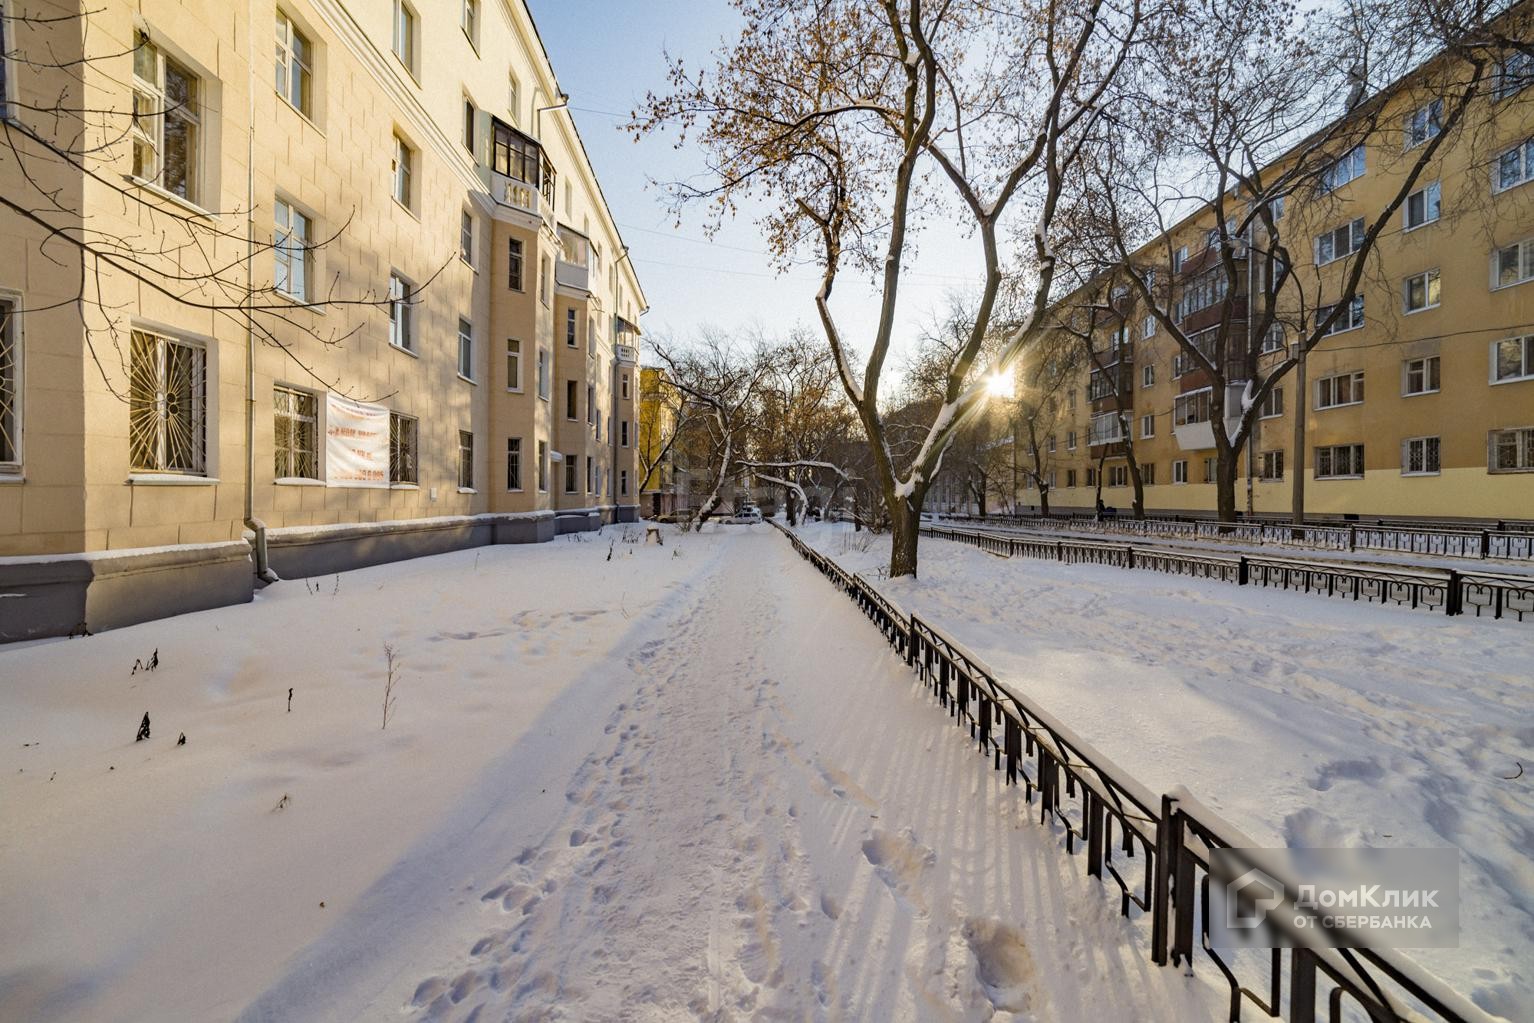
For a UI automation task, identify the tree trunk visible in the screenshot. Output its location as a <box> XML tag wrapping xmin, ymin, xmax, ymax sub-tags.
<box><xmin>1039</xmin><ymin>485</ymin><xmax>1050</xmax><ymax>517</ymax></box>
<box><xmin>1215</xmin><ymin>455</ymin><xmax>1239</xmax><ymax>524</ymax></box>
<box><xmin>889</xmin><ymin>497</ymin><xmax>920</xmax><ymax>578</ymax></box>
<box><xmin>1291</xmin><ymin>343</ymin><xmax>1307</xmax><ymax>525</ymax></box>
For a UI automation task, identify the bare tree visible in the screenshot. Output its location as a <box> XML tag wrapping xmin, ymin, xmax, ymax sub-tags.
<box><xmin>633</xmin><ymin>0</ymin><xmax>1146</xmax><ymax>576</ymax></box>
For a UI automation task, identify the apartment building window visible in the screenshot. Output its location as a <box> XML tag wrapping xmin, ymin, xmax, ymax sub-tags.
<box><xmin>462</xmin><ymin>99</ymin><xmax>477</xmax><ymax>155</ymax></box>
<box><xmin>1404</xmin><ymin>98</ymin><xmax>1442</xmax><ymax>148</ymax></box>
<box><xmin>1067</xmin><ymin>430</ymin><xmax>1077</xmax><ymax>450</ymax></box>
<box><xmin>564</xmin><ymin>455</ymin><xmax>577</xmax><ymax>494</ymax></box>
<box><xmin>1315</xmin><ymin>443</ymin><xmax>1364</xmax><ymax>479</ymax></box>
<box><xmin>1140</xmin><ymin>413</ymin><xmax>1155</xmax><ymax>438</ymax></box>
<box><xmin>275</xmin><ymin>11</ymin><xmax>313</xmax><ymax>117</ymax></box>
<box><xmin>1202</xmin><ymin>457</ymin><xmax>1217</xmax><ymax>483</ymax></box>
<box><xmin>389</xmin><ymin>412</ymin><xmax>417</xmax><ymax>484</ymax></box>
<box><xmin>1066</xmin><ymin>469</ymin><xmax>1078</xmax><ymax>488</ymax></box>
<box><xmin>1142</xmin><ymin>364</ymin><xmax>1154</xmax><ymax>388</ymax></box>
<box><xmin>566</xmin><ymin>308</ymin><xmax>577</xmax><ymax>347</ymax></box>
<box><xmin>621</xmin><ymin>419</ymin><xmax>630</xmax><ymax>446</ymax></box>
<box><xmin>1085</xmin><ymin>467</ymin><xmax>1096</xmax><ymax>487</ymax></box>
<box><xmin>131</xmin><ymin>33</ymin><xmax>201</xmax><ymax>201</ymax></box>
<box><xmin>458</xmin><ymin>318</ymin><xmax>474</xmax><ymax>381</ymax></box>
<box><xmin>1171</xmin><ymin>245</ymin><xmax>1187</xmax><ymax>272</ymax></box>
<box><xmin>1258</xmin><ymin>387</ymin><xmax>1284</xmax><ymax>419</ymax></box>
<box><xmin>1318</xmin><ymin>145</ymin><xmax>1365</xmax><ymax>192</ymax></box>
<box><xmin>1316</xmin><ymin>371</ymin><xmax>1364</xmax><ymax>409</ymax></box>
<box><xmin>1403</xmin><ymin>269</ymin><xmax>1440</xmax><ymax>313</ymax></box>
<box><xmin>458</xmin><ymin>431</ymin><xmax>474</xmax><ymax>489</ymax></box>
<box><xmin>1142</xmin><ymin>463</ymin><xmax>1156</xmax><ymax>485</ymax></box>
<box><xmin>388</xmin><ymin>272</ymin><xmax>414</xmax><ymax>351</ymax></box>
<box><xmin>392</xmin><ymin>0</ymin><xmax>418</xmax><ymax>76</ymax></box>
<box><xmin>508</xmin><ymin>238</ymin><xmax>525</xmax><ymax>291</ymax></box>
<box><xmin>1315</xmin><ymin>218</ymin><xmax>1364</xmax><ymax>265</ymax></box>
<box><xmin>1069</xmin><ymin>389</ymin><xmax>1077</xmax><ymax>410</ymax></box>
<box><xmin>565</xmin><ymin>380</ymin><xmax>578</xmax><ymax>420</ymax></box>
<box><xmin>461</xmin><ymin>0</ymin><xmax>479</xmax><ymax>47</ymax></box>
<box><xmin>1492</xmin><ymin>237</ymin><xmax>1534</xmax><ymax>289</ymax></box>
<box><xmin>1174</xmin><ymin>266</ymin><xmax>1228</xmax><ymax>320</ymax></box>
<box><xmin>1173</xmin><ymin>388</ymin><xmax>1211</xmax><ymax>426</ymax></box>
<box><xmin>460</xmin><ymin>210</ymin><xmax>474</xmax><ymax>264</ymax></box>
<box><xmin>1172</xmin><ymin>459</ymin><xmax>1188</xmax><ymax>484</ymax></box>
<box><xmin>588</xmin><ymin>316</ymin><xmax>596</xmax><ymax>357</ymax></box>
<box><xmin>1401</xmin><ymin>436</ymin><xmax>1440</xmax><ymax>476</ymax></box>
<box><xmin>1495</xmin><ymin>50</ymin><xmax>1534</xmax><ymax>100</ymax></box>
<box><xmin>1260</xmin><ymin>323</ymin><xmax>1285</xmax><ymax>354</ymax></box>
<box><xmin>1141</xmin><ymin>316</ymin><xmax>1155</xmax><ymax>339</ymax></box>
<box><xmin>507</xmin><ymin>73</ymin><xmax>520</xmax><ymax>124</ymax></box>
<box><xmin>540</xmin><ymin>256</ymin><xmax>550</xmax><ymax>305</ymax></box>
<box><xmin>1260</xmin><ymin>450</ymin><xmax>1284</xmax><ymax>480</ymax></box>
<box><xmin>586</xmin><ymin>383</ymin><xmax>595</xmax><ymax>424</ymax></box>
<box><xmin>537</xmin><ymin>347</ymin><xmax>549</xmax><ymax>399</ymax></box>
<box><xmin>1102</xmin><ymin>464</ymin><xmax>1123</xmax><ymax>487</ymax></box>
<box><xmin>1404</xmin><ymin>181</ymin><xmax>1441</xmax><ymax>229</ymax></box>
<box><xmin>1047</xmin><ymin>434</ymin><xmax>1056</xmax><ymax>453</ymax></box>
<box><xmin>585</xmin><ymin>455</ymin><xmax>594</xmax><ymax>493</ymax></box>
<box><xmin>273</xmin><ymin>385</ymin><xmax>318</xmax><ymax>479</ymax></box>
<box><xmin>274</xmin><ymin>199</ymin><xmax>310</xmax><ymax>301</ymax></box>
<box><xmin>0</xmin><ymin>299</ymin><xmax>17</xmax><ymax>472</ymax></box>
<box><xmin>392</xmin><ymin>133</ymin><xmax>414</xmax><ymax>209</ymax></box>
<box><xmin>537</xmin><ymin>440</ymin><xmax>548</xmax><ymax>490</ymax></box>
<box><xmin>1089</xmin><ymin>411</ymin><xmax>1123</xmax><ymax>445</ymax></box>
<box><xmin>1403</xmin><ymin>356</ymin><xmax>1440</xmax><ymax>395</ymax></box>
<box><xmin>1490</xmin><ymin>427</ymin><xmax>1534</xmax><ymax>471</ymax></box>
<box><xmin>1316</xmin><ymin>296</ymin><xmax>1364</xmax><ymax>336</ymax></box>
<box><xmin>1496</xmin><ymin>138</ymin><xmax>1534</xmax><ymax>192</ymax></box>
<box><xmin>506</xmin><ymin>437</ymin><xmax>522</xmax><ymax>490</ymax></box>
<box><xmin>621</xmin><ymin>373</ymin><xmax>631</xmax><ymax>400</ymax></box>
<box><xmin>506</xmin><ymin>339</ymin><xmax>522</xmax><ymax>391</ymax></box>
<box><xmin>1492</xmin><ymin>335</ymin><xmax>1534</xmax><ymax>383</ymax></box>
<box><xmin>129</xmin><ymin>329</ymin><xmax>206</xmax><ymax>474</ymax></box>
<box><xmin>620</xmin><ymin>469</ymin><xmax>629</xmax><ymax>496</ymax></box>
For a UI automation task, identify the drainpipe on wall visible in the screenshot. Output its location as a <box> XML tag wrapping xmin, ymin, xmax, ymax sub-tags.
<box><xmin>244</xmin><ymin>0</ymin><xmax>276</xmax><ymax>583</ymax></box>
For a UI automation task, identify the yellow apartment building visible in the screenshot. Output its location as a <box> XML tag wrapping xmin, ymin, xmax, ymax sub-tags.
<box><xmin>1006</xmin><ymin>42</ymin><xmax>1534</xmax><ymax>524</ymax></box>
<box><xmin>0</xmin><ymin>0</ymin><xmax>645</xmax><ymax>639</ymax></box>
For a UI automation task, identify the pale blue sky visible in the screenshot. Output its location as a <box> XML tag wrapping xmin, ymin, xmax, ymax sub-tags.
<box><xmin>526</xmin><ymin>0</ymin><xmax>983</xmax><ymax>371</ymax></box>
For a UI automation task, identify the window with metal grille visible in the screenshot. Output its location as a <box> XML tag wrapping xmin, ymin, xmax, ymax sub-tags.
<box><xmin>1489</xmin><ymin>427</ymin><xmax>1534</xmax><ymax>472</ymax></box>
<box><xmin>132</xmin><ymin>33</ymin><xmax>200</xmax><ymax>200</ymax></box>
<box><xmin>458</xmin><ymin>430</ymin><xmax>474</xmax><ymax>489</ymax></box>
<box><xmin>507</xmin><ymin>437</ymin><xmax>522</xmax><ymax>490</ymax></box>
<box><xmin>537</xmin><ymin>439</ymin><xmax>548</xmax><ymax>491</ymax></box>
<box><xmin>130</xmin><ymin>329</ymin><xmax>206</xmax><ymax>474</ymax></box>
<box><xmin>564</xmin><ymin>455</ymin><xmax>577</xmax><ymax>493</ymax></box>
<box><xmin>0</xmin><ymin>298</ymin><xmax>18</xmax><ymax>471</ymax></box>
<box><xmin>273</xmin><ymin>386</ymin><xmax>317</xmax><ymax>479</ymax></box>
<box><xmin>389</xmin><ymin>412</ymin><xmax>417</xmax><ymax>484</ymax></box>
<box><xmin>1401</xmin><ymin>436</ymin><xmax>1440</xmax><ymax>475</ymax></box>
<box><xmin>1315</xmin><ymin>443</ymin><xmax>1365</xmax><ymax>478</ymax></box>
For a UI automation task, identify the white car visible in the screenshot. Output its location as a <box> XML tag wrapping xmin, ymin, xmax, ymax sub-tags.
<box><xmin>728</xmin><ymin>506</ymin><xmax>763</xmax><ymax>524</ymax></box>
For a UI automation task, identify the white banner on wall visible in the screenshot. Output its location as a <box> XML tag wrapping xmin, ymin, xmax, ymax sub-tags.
<box><xmin>325</xmin><ymin>393</ymin><xmax>390</xmax><ymax>488</ymax></box>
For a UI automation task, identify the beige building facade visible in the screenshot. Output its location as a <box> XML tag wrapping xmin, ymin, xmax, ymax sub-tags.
<box><xmin>1008</xmin><ymin>51</ymin><xmax>1534</xmax><ymax>523</ymax></box>
<box><xmin>0</xmin><ymin>0</ymin><xmax>645</xmax><ymax>637</ymax></box>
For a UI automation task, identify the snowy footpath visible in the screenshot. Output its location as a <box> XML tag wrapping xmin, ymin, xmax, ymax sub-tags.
<box><xmin>0</xmin><ymin>526</ymin><xmax>1223</xmax><ymax>1021</ymax></box>
<box><xmin>805</xmin><ymin>521</ymin><xmax>1534</xmax><ymax>1021</ymax></box>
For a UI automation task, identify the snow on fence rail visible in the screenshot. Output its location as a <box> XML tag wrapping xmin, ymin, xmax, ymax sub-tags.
<box><xmin>923</xmin><ymin>524</ymin><xmax>1534</xmax><ymax>625</ymax></box>
<box><xmin>770</xmin><ymin>521</ymin><xmax>1499</xmax><ymax>1023</ymax></box>
<box><xmin>947</xmin><ymin>513</ymin><xmax>1534</xmax><ymax>563</ymax></box>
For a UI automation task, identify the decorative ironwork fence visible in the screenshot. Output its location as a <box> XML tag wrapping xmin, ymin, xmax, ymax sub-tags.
<box><xmin>921</xmin><ymin>524</ymin><xmax>1532</xmax><ymax>625</ymax></box>
<box><xmin>771</xmin><ymin>521</ymin><xmax>1497</xmax><ymax>1023</ymax></box>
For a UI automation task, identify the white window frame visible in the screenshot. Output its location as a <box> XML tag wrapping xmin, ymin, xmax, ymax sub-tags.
<box><xmin>1489</xmin><ymin>427</ymin><xmax>1534</xmax><ymax>472</ymax></box>
<box><xmin>1404</xmin><ymin>98</ymin><xmax>1442</xmax><ymax>149</ymax></box>
<box><xmin>1172</xmin><ymin>459</ymin><xmax>1188</xmax><ymax>484</ymax></box>
<box><xmin>1141</xmin><ymin>316</ymin><xmax>1155</xmax><ymax>340</ymax></box>
<box><xmin>506</xmin><ymin>338</ymin><xmax>523</xmax><ymax>392</ymax></box>
<box><xmin>1260</xmin><ymin>449</ymin><xmax>1285</xmax><ymax>481</ymax></box>
<box><xmin>537</xmin><ymin>347</ymin><xmax>549</xmax><ymax>400</ymax></box>
<box><xmin>457</xmin><ymin>318</ymin><xmax>474</xmax><ymax>382</ymax></box>
<box><xmin>1404</xmin><ymin>181</ymin><xmax>1441</xmax><ymax>230</ymax></box>
<box><xmin>460</xmin><ymin>209</ymin><xmax>474</xmax><ymax>265</ymax></box>
<box><xmin>1496</xmin><ymin>50</ymin><xmax>1534</xmax><ymax>101</ymax></box>
<box><xmin>131</xmin><ymin>32</ymin><xmax>202</xmax><ymax>203</ymax></box>
<box><xmin>275</xmin><ymin>10</ymin><xmax>314</xmax><ymax>118</ymax></box>
<box><xmin>274</xmin><ymin>197</ymin><xmax>310</xmax><ymax>302</ymax></box>
<box><xmin>1315</xmin><ymin>218</ymin><xmax>1365</xmax><ymax>266</ymax></box>
<box><xmin>461</xmin><ymin>0</ymin><xmax>479</xmax><ymax>49</ymax></box>
<box><xmin>1403</xmin><ymin>269</ymin><xmax>1440</xmax><ymax>313</ymax></box>
<box><xmin>1142</xmin><ymin>364</ymin><xmax>1154</xmax><ymax>388</ymax></box>
<box><xmin>388</xmin><ymin>272</ymin><xmax>415</xmax><ymax>352</ymax></box>
<box><xmin>1067</xmin><ymin>430</ymin><xmax>1077</xmax><ymax>451</ymax></box>
<box><xmin>1402</xmin><ymin>355</ymin><xmax>1441</xmax><ymax>396</ymax></box>
<box><xmin>1315</xmin><ymin>371</ymin><xmax>1364</xmax><ymax>410</ymax></box>
<box><xmin>392</xmin><ymin>132</ymin><xmax>415</xmax><ymax>210</ymax></box>
<box><xmin>1173</xmin><ymin>387</ymin><xmax>1212</xmax><ymax>427</ymax></box>
<box><xmin>1490</xmin><ymin>335</ymin><xmax>1534</xmax><ymax>384</ymax></box>
<box><xmin>1319</xmin><ymin>145</ymin><xmax>1365</xmax><ymax>193</ymax></box>
<box><xmin>1491</xmin><ymin>238</ymin><xmax>1534</xmax><ymax>290</ymax></box>
<box><xmin>566</xmin><ymin>307</ymin><xmax>578</xmax><ymax>347</ymax></box>
<box><xmin>1140</xmin><ymin>414</ymin><xmax>1155</xmax><ymax>439</ymax></box>
<box><xmin>1401</xmin><ymin>435</ymin><xmax>1441</xmax><ymax>476</ymax></box>
<box><xmin>1258</xmin><ymin>387</ymin><xmax>1284</xmax><ymax>419</ymax></box>
<box><xmin>1317</xmin><ymin>296</ymin><xmax>1365</xmax><ymax>336</ymax></box>
<box><xmin>1315</xmin><ymin>443</ymin><xmax>1365</xmax><ymax>479</ymax></box>
<box><xmin>392</xmin><ymin>0</ymin><xmax>418</xmax><ymax>77</ymax></box>
<box><xmin>1494</xmin><ymin>137</ymin><xmax>1534</xmax><ymax>193</ymax></box>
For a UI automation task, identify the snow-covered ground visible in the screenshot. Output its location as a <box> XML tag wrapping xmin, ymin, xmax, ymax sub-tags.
<box><xmin>0</xmin><ymin>525</ymin><xmax>1228</xmax><ymax>1021</ymax></box>
<box><xmin>803</xmin><ymin>520</ymin><xmax>1534</xmax><ymax>1021</ymax></box>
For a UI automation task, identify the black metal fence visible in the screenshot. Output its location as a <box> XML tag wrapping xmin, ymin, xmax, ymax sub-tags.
<box><xmin>946</xmin><ymin>512</ymin><xmax>1534</xmax><ymax>564</ymax></box>
<box><xmin>771</xmin><ymin>521</ymin><xmax>1496</xmax><ymax>1023</ymax></box>
<box><xmin>922</xmin><ymin>524</ymin><xmax>1534</xmax><ymax>625</ymax></box>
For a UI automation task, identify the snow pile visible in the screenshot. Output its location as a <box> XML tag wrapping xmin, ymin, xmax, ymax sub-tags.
<box><xmin>803</xmin><ymin>520</ymin><xmax>1533</xmax><ymax>1021</ymax></box>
